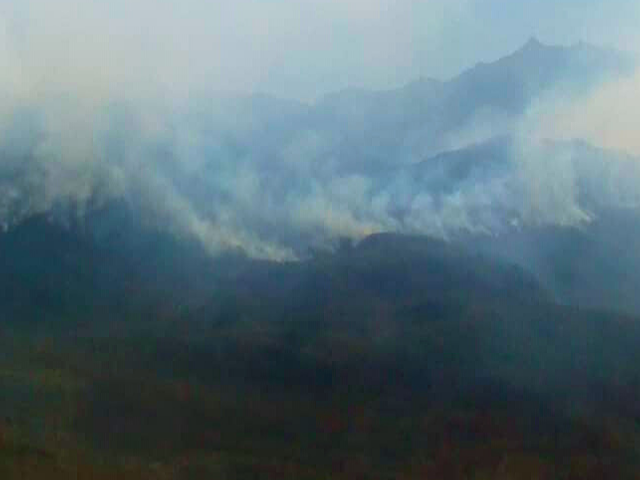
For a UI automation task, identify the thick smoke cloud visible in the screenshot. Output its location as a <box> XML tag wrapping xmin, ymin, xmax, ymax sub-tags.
<box><xmin>1</xmin><ymin>64</ymin><xmax>639</xmax><ymax>259</ymax></box>
<box><xmin>1</xmin><ymin>2</ymin><xmax>640</xmax><ymax>259</ymax></box>
<box><xmin>542</xmin><ymin>71</ymin><xmax>640</xmax><ymax>156</ymax></box>
<box><xmin>4</xmin><ymin>91</ymin><xmax>636</xmax><ymax>260</ymax></box>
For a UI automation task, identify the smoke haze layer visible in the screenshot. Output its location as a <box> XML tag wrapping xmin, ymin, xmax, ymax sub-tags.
<box><xmin>0</xmin><ymin>9</ymin><xmax>639</xmax><ymax>259</ymax></box>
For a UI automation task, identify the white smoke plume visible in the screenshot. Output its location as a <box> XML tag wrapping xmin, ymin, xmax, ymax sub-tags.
<box><xmin>1</xmin><ymin>3</ymin><xmax>640</xmax><ymax>259</ymax></box>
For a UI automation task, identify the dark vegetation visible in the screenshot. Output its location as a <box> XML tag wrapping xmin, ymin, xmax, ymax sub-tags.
<box><xmin>465</xmin><ymin>206</ymin><xmax>640</xmax><ymax>315</ymax></box>
<box><xmin>1</xmin><ymin>205</ymin><xmax>640</xmax><ymax>478</ymax></box>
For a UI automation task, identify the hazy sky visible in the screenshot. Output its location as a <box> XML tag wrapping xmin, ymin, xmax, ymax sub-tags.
<box><xmin>1</xmin><ymin>0</ymin><xmax>639</xmax><ymax>101</ymax></box>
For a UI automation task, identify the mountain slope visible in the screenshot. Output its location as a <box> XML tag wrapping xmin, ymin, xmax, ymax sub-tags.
<box><xmin>309</xmin><ymin>39</ymin><xmax>636</xmax><ymax>170</ymax></box>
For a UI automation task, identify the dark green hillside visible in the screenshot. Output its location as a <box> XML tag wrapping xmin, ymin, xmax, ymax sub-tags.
<box><xmin>1</xmin><ymin>209</ymin><xmax>640</xmax><ymax>478</ymax></box>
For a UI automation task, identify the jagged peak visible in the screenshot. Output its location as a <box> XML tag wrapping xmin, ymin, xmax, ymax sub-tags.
<box><xmin>523</xmin><ymin>36</ymin><xmax>544</xmax><ymax>49</ymax></box>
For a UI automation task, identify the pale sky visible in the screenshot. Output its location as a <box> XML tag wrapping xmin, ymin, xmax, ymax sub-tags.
<box><xmin>0</xmin><ymin>0</ymin><xmax>638</xmax><ymax>101</ymax></box>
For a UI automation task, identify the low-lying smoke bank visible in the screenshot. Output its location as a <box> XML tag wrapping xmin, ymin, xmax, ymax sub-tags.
<box><xmin>0</xmin><ymin>41</ymin><xmax>638</xmax><ymax>259</ymax></box>
<box><xmin>1</xmin><ymin>96</ymin><xmax>638</xmax><ymax>261</ymax></box>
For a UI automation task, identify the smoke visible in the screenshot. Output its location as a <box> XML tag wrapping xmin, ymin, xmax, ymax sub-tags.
<box><xmin>1</xmin><ymin>76</ymin><xmax>639</xmax><ymax>260</ymax></box>
<box><xmin>542</xmin><ymin>70</ymin><xmax>640</xmax><ymax>156</ymax></box>
<box><xmin>1</xmin><ymin>2</ymin><xmax>640</xmax><ymax>259</ymax></box>
<box><xmin>516</xmin><ymin>65</ymin><xmax>640</xmax><ymax>217</ymax></box>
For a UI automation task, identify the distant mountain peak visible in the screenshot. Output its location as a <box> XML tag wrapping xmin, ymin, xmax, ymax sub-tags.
<box><xmin>508</xmin><ymin>37</ymin><xmax>555</xmax><ymax>60</ymax></box>
<box><xmin>523</xmin><ymin>36</ymin><xmax>544</xmax><ymax>50</ymax></box>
